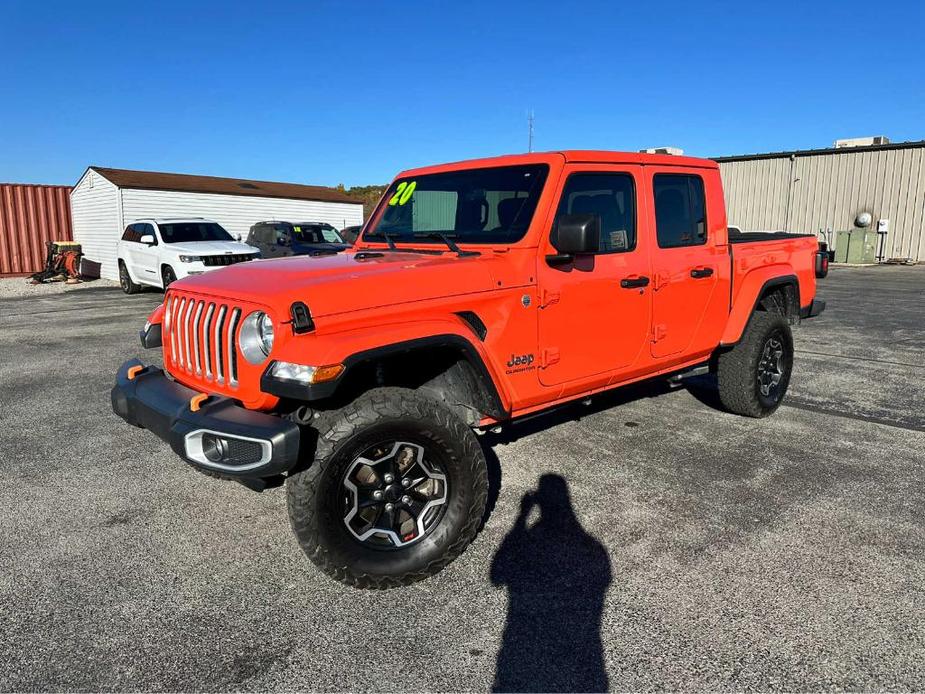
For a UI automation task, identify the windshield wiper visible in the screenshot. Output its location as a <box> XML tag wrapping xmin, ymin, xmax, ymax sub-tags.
<box><xmin>413</xmin><ymin>232</ymin><xmax>479</xmax><ymax>257</ymax></box>
<box><xmin>364</xmin><ymin>231</ymin><xmax>444</xmax><ymax>255</ymax></box>
<box><xmin>380</xmin><ymin>231</ymin><xmax>398</xmax><ymax>250</ymax></box>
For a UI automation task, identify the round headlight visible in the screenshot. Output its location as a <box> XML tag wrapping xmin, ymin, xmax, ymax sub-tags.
<box><xmin>238</xmin><ymin>311</ymin><xmax>275</xmax><ymax>364</ymax></box>
<box><xmin>258</xmin><ymin>312</ymin><xmax>274</xmax><ymax>354</ymax></box>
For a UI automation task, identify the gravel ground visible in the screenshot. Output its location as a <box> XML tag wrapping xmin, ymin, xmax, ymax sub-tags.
<box><xmin>0</xmin><ymin>276</ymin><xmax>119</xmax><ymax>299</ymax></box>
<box><xmin>1</xmin><ymin>266</ymin><xmax>923</xmax><ymax>691</ymax></box>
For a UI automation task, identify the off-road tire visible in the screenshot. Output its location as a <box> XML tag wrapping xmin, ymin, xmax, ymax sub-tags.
<box><xmin>287</xmin><ymin>387</ymin><xmax>488</xmax><ymax>589</ymax></box>
<box><xmin>717</xmin><ymin>311</ymin><xmax>794</xmax><ymax>418</ymax></box>
<box><xmin>118</xmin><ymin>261</ymin><xmax>142</xmax><ymax>294</ymax></box>
<box><xmin>161</xmin><ymin>265</ymin><xmax>177</xmax><ymax>289</ymax></box>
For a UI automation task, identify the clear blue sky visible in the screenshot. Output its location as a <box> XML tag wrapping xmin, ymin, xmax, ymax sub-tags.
<box><xmin>2</xmin><ymin>0</ymin><xmax>923</xmax><ymax>187</ymax></box>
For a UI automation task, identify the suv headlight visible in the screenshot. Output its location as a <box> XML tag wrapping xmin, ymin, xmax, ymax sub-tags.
<box><xmin>178</xmin><ymin>255</ymin><xmax>202</xmax><ymax>263</ymax></box>
<box><xmin>238</xmin><ymin>311</ymin><xmax>275</xmax><ymax>364</ymax></box>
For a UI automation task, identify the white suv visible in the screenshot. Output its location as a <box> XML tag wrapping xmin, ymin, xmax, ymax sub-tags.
<box><xmin>117</xmin><ymin>218</ymin><xmax>260</xmax><ymax>293</ymax></box>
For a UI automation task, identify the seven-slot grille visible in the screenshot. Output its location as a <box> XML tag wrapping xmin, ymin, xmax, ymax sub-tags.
<box><xmin>202</xmin><ymin>254</ymin><xmax>255</xmax><ymax>267</ymax></box>
<box><xmin>164</xmin><ymin>293</ymin><xmax>243</xmax><ymax>389</ymax></box>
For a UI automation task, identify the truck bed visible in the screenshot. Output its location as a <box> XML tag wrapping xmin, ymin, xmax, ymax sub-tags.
<box><xmin>728</xmin><ymin>232</ymin><xmax>819</xmax><ymax>313</ymax></box>
<box><xmin>729</xmin><ymin>231</ymin><xmax>816</xmax><ymax>243</ymax></box>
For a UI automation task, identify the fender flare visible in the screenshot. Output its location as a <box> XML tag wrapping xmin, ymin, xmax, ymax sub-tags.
<box><xmin>262</xmin><ymin>325</ymin><xmax>510</xmax><ymax>421</ymax></box>
<box><xmin>721</xmin><ymin>269</ymin><xmax>799</xmax><ymax>346</ymax></box>
<box><xmin>340</xmin><ymin>334</ymin><xmax>509</xmax><ymax>420</ymax></box>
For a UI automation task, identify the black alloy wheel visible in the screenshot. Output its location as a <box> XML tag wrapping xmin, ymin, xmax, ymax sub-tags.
<box><xmin>716</xmin><ymin>310</ymin><xmax>794</xmax><ymax>418</ymax></box>
<box><xmin>757</xmin><ymin>331</ymin><xmax>787</xmax><ymax>405</ymax></box>
<box><xmin>286</xmin><ymin>387</ymin><xmax>488</xmax><ymax>588</ymax></box>
<box><xmin>341</xmin><ymin>440</ymin><xmax>449</xmax><ymax>549</ymax></box>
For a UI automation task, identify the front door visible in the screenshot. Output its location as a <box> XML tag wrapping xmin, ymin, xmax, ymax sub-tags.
<box><xmin>537</xmin><ymin>165</ymin><xmax>651</xmax><ymax>387</ymax></box>
<box><xmin>129</xmin><ymin>223</ymin><xmax>161</xmax><ymax>283</ymax></box>
<box><xmin>647</xmin><ymin>171</ymin><xmax>724</xmax><ymax>358</ymax></box>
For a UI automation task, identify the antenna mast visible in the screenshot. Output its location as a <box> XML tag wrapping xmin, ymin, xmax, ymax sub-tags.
<box><xmin>528</xmin><ymin>110</ymin><xmax>534</xmax><ymax>153</ymax></box>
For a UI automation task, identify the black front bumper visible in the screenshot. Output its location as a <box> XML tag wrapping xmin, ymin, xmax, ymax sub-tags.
<box><xmin>111</xmin><ymin>359</ymin><xmax>300</xmax><ymax>482</ymax></box>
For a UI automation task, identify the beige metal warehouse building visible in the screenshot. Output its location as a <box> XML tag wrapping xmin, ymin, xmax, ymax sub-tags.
<box><xmin>715</xmin><ymin>139</ymin><xmax>925</xmax><ymax>262</ymax></box>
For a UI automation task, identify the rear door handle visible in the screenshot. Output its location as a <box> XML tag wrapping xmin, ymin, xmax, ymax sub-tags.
<box><xmin>620</xmin><ymin>275</ymin><xmax>650</xmax><ymax>289</ymax></box>
<box><xmin>690</xmin><ymin>267</ymin><xmax>714</xmax><ymax>279</ymax></box>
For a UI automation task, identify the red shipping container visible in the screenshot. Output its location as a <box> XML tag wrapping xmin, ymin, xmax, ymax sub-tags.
<box><xmin>0</xmin><ymin>183</ymin><xmax>73</xmax><ymax>275</ymax></box>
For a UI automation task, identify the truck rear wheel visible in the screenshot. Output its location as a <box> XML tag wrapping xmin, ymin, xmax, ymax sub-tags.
<box><xmin>287</xmin><ymin>387</ymin><xmax>488</xmax><ymax>589</ymax></box>
<box><xmin>716</xmin><ymin>311</ymin><xmax>794</xmax><ymax>418</ymax></box>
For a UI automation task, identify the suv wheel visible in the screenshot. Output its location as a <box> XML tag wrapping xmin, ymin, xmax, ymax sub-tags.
<box><xmin>287</xmin><ymin>387</ymin><xmax>488</xmax><ymax>589</ymax></box>
<box><xmin>161</xmin><ymin>265</ymin><xmax>177</xmax><ymax>289</ymax></box>
<box><xmin>716</xmin><ymin>311</ymin><xmax>794</xmax><ymax>417</ymax></box>
<box><xmin>118</xmin><ymin>261</ymin><xmax>142</xmax><ymax>295</ymax></box>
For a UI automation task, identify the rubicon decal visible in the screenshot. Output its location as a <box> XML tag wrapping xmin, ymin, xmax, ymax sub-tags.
<box><xmin>505</xmin><ymin>353</ymin><xmax>535</xmax><ymax>374</ymax></box>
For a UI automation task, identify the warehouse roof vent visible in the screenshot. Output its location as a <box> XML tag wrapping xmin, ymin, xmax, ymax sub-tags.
<box><xmin>640</xmin><ymin>146</ymin><xmax>684</xmax><ymax>156</ymax></box>
<box><xmin>834</xmin><ymin>136</ymin><xmax>890</xmax><ymax>148</ymax></box>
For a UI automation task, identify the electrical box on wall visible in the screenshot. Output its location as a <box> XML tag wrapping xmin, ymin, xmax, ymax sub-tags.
<box><xmin>834</xmin><ymin>229</ymin><xmax>878</xmax><ymax>264</ymax></box>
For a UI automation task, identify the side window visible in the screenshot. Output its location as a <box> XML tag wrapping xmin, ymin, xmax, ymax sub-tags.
<box><xmin>553</xmin><ymin>173</ymin><xmax>636</xmax><ymax>253</ymax></box>
<box><xmin>121</xmin><ymin>226</ymin><xmax>136</xmax><ymax>242</ymax></box>
<box><xmin>653</xmin><ymin>174</ymin><xmax>706</xmax><ymax>248</ymax></box>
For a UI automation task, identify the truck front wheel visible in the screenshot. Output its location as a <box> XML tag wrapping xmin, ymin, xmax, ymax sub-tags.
<box><xmin>287</xmin><ymin>387</ymin><xmax>488</xmax><ymax>588</ymax></box>
<box><xmin>716</xmin><ymin>311</ymin><xmax>794</xmax><ymax>418</ymax></box>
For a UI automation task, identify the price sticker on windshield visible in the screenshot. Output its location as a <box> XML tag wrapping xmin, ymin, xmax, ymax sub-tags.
<box><xmin>388</xmin><ymin>181</ymin><xmax>417</xmax><ymax>206</ymax></box>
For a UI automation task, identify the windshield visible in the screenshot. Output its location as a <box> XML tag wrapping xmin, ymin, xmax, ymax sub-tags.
<box><xmin>293</xmin><ymin>224</ymin><xmax>344</xmax><ymax>244</ymax></box>
<box><xmin>159</xmin><ymin>222</ymin><xmax>234</xmax><ymax>244</ymax></box>
<box><xmin>364</xmin><ymin>164</ymin><xmax>549</xmax><ymax>245</ymax></box>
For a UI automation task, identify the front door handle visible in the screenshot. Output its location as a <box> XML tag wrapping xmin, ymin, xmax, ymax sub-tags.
<box><xmin>620</xmin><ymin>275</ymin><xmax>650</xmax><ymax>289</ymax></box>
<box><xmin>690</xmin><ymin>266</ymin><xmax>714</xmax><ymax>279</ymax></box>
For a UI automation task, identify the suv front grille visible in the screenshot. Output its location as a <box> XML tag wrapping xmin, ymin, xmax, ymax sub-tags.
<box><xmin>164</xmin><ymin>293</ymin><xmax>243</xmax><ymax>388</ymax></box>
<box><xmin>202</xmin><ymin>254</ymin><xmax>255</xmax><ymax>267</ymax></box>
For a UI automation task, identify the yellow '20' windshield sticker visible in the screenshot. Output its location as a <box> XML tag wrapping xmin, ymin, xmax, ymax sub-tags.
<box><xmin>388</xmin><ymin>181</ymin><xmax>417</xmax><ymax>206</ymax></box>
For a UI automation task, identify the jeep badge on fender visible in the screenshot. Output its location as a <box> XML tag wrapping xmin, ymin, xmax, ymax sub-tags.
<box><xmin>507</xmin><ymin>353</ymin><xmax>534</xmax><ymax>368</ymax></box>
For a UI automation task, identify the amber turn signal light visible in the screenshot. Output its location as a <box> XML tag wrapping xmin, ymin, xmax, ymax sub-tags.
<box><xmin>312</xmin><ymin>364</ymin><xmax>345</xmax><ymax>383</ymax></box>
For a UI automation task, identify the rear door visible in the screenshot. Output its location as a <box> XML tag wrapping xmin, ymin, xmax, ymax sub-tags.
<box><xmin>647</xmin><ymin>170</ymin><xmax>728</xmax><ymax>358</ymax></box>
<box><xmin>537</xmin><ymin>164</ymin><xmax>651</xmax><ymax>386</ymax></box>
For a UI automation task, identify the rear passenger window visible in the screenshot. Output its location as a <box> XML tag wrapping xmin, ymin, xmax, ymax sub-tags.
<box><xmin>653</xmin><ymin>174</ymin><xmax>706</xmax><ymax>248</ymax></box>
<box><xmin>554</xmin><ymin>173</ymin><xmax>636</xmax><ymax>253</ymax></box>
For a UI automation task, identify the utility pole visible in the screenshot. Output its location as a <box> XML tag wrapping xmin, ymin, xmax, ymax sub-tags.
<box><xmin>527</xmin><ymin>110</ymin><xmax>534</xmax><ymax>153</ymax></box>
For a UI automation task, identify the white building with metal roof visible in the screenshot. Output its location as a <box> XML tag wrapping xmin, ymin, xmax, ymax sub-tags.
<box><xmin>70</xmin><ymin>167</ymin><xmax>364</xmax><ymax>280</ymax></box>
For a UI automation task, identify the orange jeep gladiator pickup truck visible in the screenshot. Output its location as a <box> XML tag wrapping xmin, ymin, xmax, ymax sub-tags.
<box><xmin>112</xmin><ymin>151</ymin><xmax>828</xmax><ymax>588</ymax></box>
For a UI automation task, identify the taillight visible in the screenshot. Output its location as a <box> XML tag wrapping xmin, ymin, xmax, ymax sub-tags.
<box><xmin>815</xmin><ymin>244</ymin><xmax>829</xmax><ymax>279</ymax></box>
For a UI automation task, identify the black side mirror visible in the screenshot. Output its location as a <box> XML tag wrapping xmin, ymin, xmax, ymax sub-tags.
<box><xmin>547</xmin><ymin>213</ymin><xmax>601</xmax><ymax>265</ymax></box>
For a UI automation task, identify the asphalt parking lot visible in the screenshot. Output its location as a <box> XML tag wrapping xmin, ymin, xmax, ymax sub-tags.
<box><xmin>2</xmin><ymin>266</ymin><xmax>924</xmax><ymax>691</ymax></box>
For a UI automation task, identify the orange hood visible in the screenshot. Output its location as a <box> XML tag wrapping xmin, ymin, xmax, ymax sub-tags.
<box><xmin>172</xmin><ymin>251</ymin><xmax>499</xmax><ymax>318</ymax></box>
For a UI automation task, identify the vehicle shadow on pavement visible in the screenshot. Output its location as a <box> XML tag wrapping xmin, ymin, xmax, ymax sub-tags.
<box><xmin>490</xmin><ymin>474</ymin><xmax>611</xmax><ymax>693</ymax></box>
